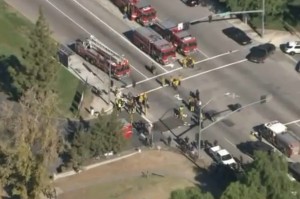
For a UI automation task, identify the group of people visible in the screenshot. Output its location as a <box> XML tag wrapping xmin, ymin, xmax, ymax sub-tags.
<box><xmin>177</xmin><ymin>89</ymin><xmax>200</xmax><ymax>119</ymax></box>
<box><xmin>114</xmin><ymin>90</ymin><xmax>149</xmax><ymax>115</ymax></box>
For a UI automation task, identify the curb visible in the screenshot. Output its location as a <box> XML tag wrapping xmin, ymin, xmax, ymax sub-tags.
<box><xmin>53</xmin><ymin>151</ymin><xmax>140</xmax><ymax>181</ymax></box>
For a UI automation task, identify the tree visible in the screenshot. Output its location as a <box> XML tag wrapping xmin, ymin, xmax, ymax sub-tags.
<box><xmin>68</xmin><ymin>110</ymin><xmax>127</xmax><ymax>166</ymax></box>
<box><xmin>8</xmin><ymin>8</ymin><xmax>59</xmax><ymax>98</ymax></box>
<box><xmin>0</xmin><ymin>88</ymin><xmax>61</xmax><ymax>199</ymax></box>
<box><xmin>226</xmin><ymin>0</ymin><xmax>291</xmax><ymax>21</ymax></box>
<box><xmin>222</xmin><ymin>151</ymin><xmax>300</xmax><ymax>199</ymax></box>
<box><xmin>170</xmin><ymin>187</ymin><xmax>214</xmax><ymax>199</ymax></box>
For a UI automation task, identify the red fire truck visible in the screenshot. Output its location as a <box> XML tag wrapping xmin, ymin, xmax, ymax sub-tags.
<box><xmin>132</xmin><ymin>27</ymin><xmax>176</xmax><ymax>65</ymax></box>
<box><xmin>111</xmin><ymin>0</ymin><xmax>157</xmax><ymax>26</ymax></box>
<box><xmin>74</xmin><ymin>35</ymin><xmax>130</xmax><ymax>79</ymax></box>
<box><xmin>151</xmin><ymin>20</ymin><xmax>198</xmax><ymax>55</ymax></box>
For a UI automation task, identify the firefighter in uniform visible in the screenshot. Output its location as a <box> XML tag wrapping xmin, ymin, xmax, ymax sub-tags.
<box><xmin>189</xmin><ymin>97</ymin><xmax>196</xmax><ymax>112</ymax></box>
<box><xmin>179</xmin><ymin>105</ymin><xmax>184</xmax><ymax>120</ymax></box>
<box><xmin>181</xmin><ymin>56</ymin><xmax>195</xmax><ymax>68</ymax></box>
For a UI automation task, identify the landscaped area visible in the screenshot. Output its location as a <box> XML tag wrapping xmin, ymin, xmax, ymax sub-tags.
<box><xmin>0</xmin><ymin>0</ymin><xmax>79</xmax><ymax>116</ymax></box>
<box><xmin>54</xmin><ymin>150</ymin><xmax>205</xmax><ymax>199</ymax></box>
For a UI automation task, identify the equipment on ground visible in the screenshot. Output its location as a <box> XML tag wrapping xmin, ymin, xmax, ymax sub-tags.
<box><xmin>74</xmin><ymin>35</ymin><xmax>130</xmax><ymax>79</ymax></box>
<box><xmin>208</xmin><ymin>145</ymin><xmax>236</xmax><ymax>168</ymax></box>
<box><xmin>255</xmin><ymin>121</ymin><xmax>300</xmax><ymax>157</ymax></box>
<box><xmin>132</xmin><ymin>27</ymin><xmax>176</xmax><ymax>65</ymax></box>
<box><xmin>151</xmin><ymin>20</ymin><xmax>197</xmax><ymax>55</ymax></box>
<box><xmin>111</xmin><ymin>0</ymin><xmax>157</xmax><ymax>26</ymax></box>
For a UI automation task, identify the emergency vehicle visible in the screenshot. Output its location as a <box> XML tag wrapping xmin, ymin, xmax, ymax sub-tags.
<box><xmin>151</xmin><ymin>20</ymin><xmax>197</xmax><ymax>55</ymax></box>
<box><xmin>74</xmin><ymin>35</ymin><xmax>130</xmax><ymax>79</ymax></box>
<box><xmin>111</xmin><ymin>0</ymin><xmax>157</xmax><ymax>26</ymax></box>
<box><xmin>132</xmin><ymin>27</ymin><xmax>176</xmax><ymax>65</ymax></box>
<box><xmin>208</xmin><ymin>145</ymin><xmax>236</xmax><ymax>168</ymax></box>
<box><xmin>254</xmin><ymin>121</ymin><xmax>300</xmax><ymax>157</ymax></box>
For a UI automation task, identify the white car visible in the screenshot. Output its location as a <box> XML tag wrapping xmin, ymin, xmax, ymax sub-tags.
<box><xmin>283</xmin><ymin>41</ymin><xmax>300</xmax><ymax>55</ymax></box>
<box><xmin>209</xmin><ymin>146</ymin><xmax>236</xmax><ymax>166</ymax></box>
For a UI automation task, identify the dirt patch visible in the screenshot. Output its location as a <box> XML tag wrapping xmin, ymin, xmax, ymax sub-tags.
<box><xmin>55</xmin><ymin>150</ymin><xmax>201</xmax><ymax>199</ymax></box>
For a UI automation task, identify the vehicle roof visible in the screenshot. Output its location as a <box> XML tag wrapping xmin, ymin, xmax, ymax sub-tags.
<box><xmin>288</xmin><ymin>41</ymin><xmax>300</xmax><ymax>46</ymax></box>
<box><xmin>174</xmin><ymin>30</ymin><xmax>193</xmax><ymax>40</ymax></box>
<box><xmin>136</xmin><ymin>0</ymin><xmax>151</xmax><ymax>9</ymax></box>
<box><xmin>210</xmin><ymin>145</ymin><xmax>221</xmax><ymax>152</ymax></box>
<box><xmin>250</xmin><ymin>141</ymin><xmax>273</xmax><ymax>152</ymax></box>
<box><xmin>289</xmin><ymin>162</ymin><xmax>300</xmax><ymax>174</ymax></box>
<box><xmin>135</xmin><ymin>26</ymin><xmax>163</xmax><ymax>42</ymax></box>
<box><xmin>158</xmin><ymin>20</ymin><xmax>177</xmax><ymax>30</ymax></box>
<box><xmin>264</xmin><ymin>121</ymin><xmax>287</xmax><ymax>134</ymax></box>
<box><xmin>276</xmin><ymin>133</ymin><xmax>299</xmax><ymax>146</ymax></box>
<box><xmin>217</xmin><ymin>149</ymin><xmax>230</xmax><ymax>156</ymax></box>
<box><xmin>258</xmin><ymin>43</ymin><xmax>276</xmax><ymax>50</ymax></box>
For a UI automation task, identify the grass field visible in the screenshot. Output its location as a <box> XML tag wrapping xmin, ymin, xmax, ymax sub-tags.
<box><xmin>58</xmin><ymin>176</ymin><xmax>193</xmax><ymax>199</ymax></box>
<box><xmin>0</xmin><ymin>0</ymin><xmax>79</xmax><ymax>115</ymax></box>
<box><xmin>55</xmin><ymin>151</ymin><xmax>201</xmax><ymax>199</ymax></box>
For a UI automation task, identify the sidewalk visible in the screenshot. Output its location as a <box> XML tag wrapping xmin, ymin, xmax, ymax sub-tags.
<box><xmin>228</xmin><ymin>19</ymin><xmax>300</xmax><ymax>47</ymax></box>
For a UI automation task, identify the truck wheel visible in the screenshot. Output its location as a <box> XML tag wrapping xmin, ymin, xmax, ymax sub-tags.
<box><xmin>289</xmin><ymin>51</ymin><xmax>295</xmax><ymax>56</ymax></box>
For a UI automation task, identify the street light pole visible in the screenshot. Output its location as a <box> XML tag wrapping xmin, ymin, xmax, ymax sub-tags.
<box><xmin>200</xmin><ymin>96</ymin><xmax>272</xmax><ymax>134</ymax></box>
<box><xmin>108</xmin><ymin>57</ymin><xmax>112</xmax><ymax>104</ymax></box>
<box><xmin>198</xmin><ymin>100</ymin><xmax>202</xmax><ymax>154</ymax></box>
<box><xmin>262</xmin><ymin>0</ymin><xmax>265</xmax><ymax>37</ymax></box>
<box><xmin>197</xmin><ymin>92</ymin><xmax>237</xmax><ymax>155</ymax></box>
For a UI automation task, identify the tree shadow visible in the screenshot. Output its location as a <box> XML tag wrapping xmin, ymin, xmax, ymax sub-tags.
<box><xmin>0</xmin><ymin>55</ymin><xmax>23</xmax><ymax>100</ymax></box>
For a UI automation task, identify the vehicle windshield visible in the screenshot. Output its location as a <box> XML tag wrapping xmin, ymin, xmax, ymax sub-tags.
<box><xmin>182</xmin><ymin>42</ymin><xmax>197</xmax><ymax>48</ymax></box>
<box><xmin>161</xmin><ymin>50</ymin><xmax>175</xmax><ymax>58</ymax></box>
<box><xmin>222</xmin><ymin>154</ymin><xmax>233</xmax><ymax>161</ymax></box>
<box><xmin>252</xmin><ymin>48</ymin><xmax>266</xmax><ymax>57</ymax></box>
<box><xmin>116</xmin><ymin>64</ymin><xmax>130</xmax><ymax>73</ymax></box>
<box><xmin>142</xmin><ymin>10</ymin><xmax>156</xmax><ymax>18</ymax></box>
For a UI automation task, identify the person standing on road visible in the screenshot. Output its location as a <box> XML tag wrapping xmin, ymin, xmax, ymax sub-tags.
<box><xmin>179</xmin><ymin>105</ymin><xmax>184</xmax><ymax>120</ymax></box>
<box><xmin>195</xmin><ymin>89</ymin><xmax>200</xmax><ymax>102</ymax></box>
<box><xmin>188</xmin><ymin>97</ymin><xmax>195</xmax><ymax>112</ymax></box>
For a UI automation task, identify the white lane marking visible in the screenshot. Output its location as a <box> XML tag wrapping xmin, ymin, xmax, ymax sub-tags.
<box><xmin>174</xmin><ymin>94</ymin><xmax>182</xmax><ymax>100</ymax></box>
<box><xmin>284</xmin><ymin>119</ymin><xmax>300</xmax><ymax>125</ymax></box>
<box><xmin>45</xmin><ymin>0</ymin><xmax>149</xmax><ymax>79</ymax></box>
<box><xmin>295</xmin><ymin>123</ymin><xmax>300</xmax><ymax>128</ymax></box>
<box><xmin>144</xmin><ymin>59</ymin><xmax>247</xmax><ymax>94</ymax></box>
<box><xmin>141</xmin><ymin>114</ymin><xmax>153</xmax><ymax>125</ymax></box>
<box><xmin>121</xmin><ymin>49</ymin><xmax>243</xmax><ymax>90</ymax></box>
<box><xmin>194</xmin><ymin>49</ymin><xmax>239</xmax><ymax>64</ymax></box>
<box><xmin>71</xmin><ymin>0</ymin><xmax>168</xmax><ymax>72</ymax></box>
<box><xmin>224</xmin><ymin>138</ymin><xmax>236</xmax><ymax>148</ymax></box>
<box><xmin>196</xmin><ymin>48</ymin><xmax>209</xmax><ymax>58</ymax></box>
<box><xmin>283</xmin><ymin>53</ymin><xmax>299</xmax><ymax>64</ymax></box>
<box><xmin>183</xmin><ymin>59</ymin><xmax>247</xmax><ymax>81</ymax></box>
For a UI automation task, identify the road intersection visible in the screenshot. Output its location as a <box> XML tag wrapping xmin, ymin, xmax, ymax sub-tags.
<box><xmin>6</xmin><ymin>0</ymin><xmax>300</xmax><ymax>162</ymax></box>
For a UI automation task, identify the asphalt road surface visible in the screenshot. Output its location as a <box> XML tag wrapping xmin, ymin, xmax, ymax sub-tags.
<box><xmin>6</xmin><ymin>0</ymin><xmax>300</xmax><ymax>162</ymax></box>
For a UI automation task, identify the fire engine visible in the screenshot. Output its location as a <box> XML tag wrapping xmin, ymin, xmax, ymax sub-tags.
<box><xmin>132</xmin><ymin>26</ymin><xmax>176</xmax><ymax>65</ymax></box>
<box><xmin>111</xmin><ymin>0</ymin><xmax>157</xmax><ymax>26</ymax></box>
<box><xmin>151</xmin><ymin>20</ymin><xmax>198</xmax><ymax>55</ymax></box>
<box><xmin>74</xmin><ymin>35</ymin><xmax>130</xmax><ymax>79</ymax></box>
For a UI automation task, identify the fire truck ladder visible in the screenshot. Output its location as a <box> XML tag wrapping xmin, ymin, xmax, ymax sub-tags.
<box><xmin>86</xmin><ymin>35</ymin><xmax>126</xmax><ymax>64</ymax></box>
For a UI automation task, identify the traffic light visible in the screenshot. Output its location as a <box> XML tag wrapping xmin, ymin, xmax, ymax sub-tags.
<box><xmin>208</xmin><ymin>15</ymin><xmax>212</xmax><ymax>23</ymax></box>
<box><xmin>260</xmin><ymin>95</ymin><xmax>267</xmax><ymax>104</ymax></box>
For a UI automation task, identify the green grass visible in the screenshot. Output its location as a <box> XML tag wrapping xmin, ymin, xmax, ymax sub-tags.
<box><xmin>53</xmin><ymin>67</ymin><xmax>80</xmax><ymax>116</ymax></box>
<box><xmin>0</xmin><ymin>1</ymin><xmax>32</xmax><ymax>56</ymax></box>
<box><xmin>0</xmin><ymin>0</ymin><xmax>79</xmax><ymax>117</ymax></box>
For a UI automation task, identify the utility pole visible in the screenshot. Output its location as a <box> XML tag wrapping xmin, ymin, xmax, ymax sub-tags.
<box><xmin>198</xmin><ymin>100</ymin><xmax>202</xmax><ymax>155</ymax></box>
<box><xmin>262</xmin><ymin>0</ymin><xmax>265</xmax><ymax>37</ymax></box>
<box><xmin>108</xmin><ymin>56</ymin><xmax>112</xmax><ymax>104</ymax></box>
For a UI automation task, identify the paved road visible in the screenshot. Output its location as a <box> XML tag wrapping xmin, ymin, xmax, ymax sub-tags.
<box><xmin>6</xmin><ymin>0</ymin><xmax>300</xmax><ymax>162</ymax></box>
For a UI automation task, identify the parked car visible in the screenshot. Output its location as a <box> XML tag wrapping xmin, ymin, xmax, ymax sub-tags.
<box><xmin>288</xmin><ymin>162</ymin><xmax>300</xmax><ymax>182</ymax></box>
<box><xmin>222</xmin><ymin>27</ymin><xmax>252</xmax><ymax>45</ymax></box>
<box><xmin>283</xmin><ymin>41</ymin><xmax>300</xmax><ymax>56</ymax></box>
<box><xmin>247</xmin><ymin>43</ymin><xmax>276</xmax><ymax>63</ymax></box>
<box><xmin>181</xmin><ymin>0</ymin><xmax>200</xmax><ymax>6</ymax></box>
<box><xmin>237</xmin><ymin>141</ymin><xmax>274</xmax><ymax>158</ymax></box>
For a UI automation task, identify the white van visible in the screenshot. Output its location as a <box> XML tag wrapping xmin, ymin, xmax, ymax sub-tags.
<box><xmin>283</xmin><ymin>41</ymin><xmax>300</xmax><ymax>55</ymax></box>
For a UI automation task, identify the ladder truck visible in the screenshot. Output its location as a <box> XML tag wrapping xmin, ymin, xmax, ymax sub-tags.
<box><xmin>151</xmin><ymin>20</ymin><xmax>198</xmax><ymax>55</ymax></box>
<box><xmin>132</xmin><ymin>26</ymin><xmax>176</xmax><ymax>65</ymax></box>
<box><xmin>74</xmin><ymin>35</ymin><xmax>131</xmax><ymax>79</ymax></box>
<box><xmin>111</xmin><ymin>0</ymin><xmax>157</xmax><ymax>26</ymax></box>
